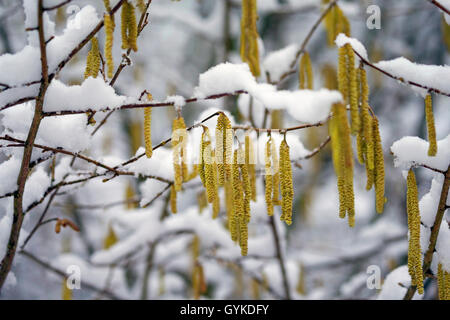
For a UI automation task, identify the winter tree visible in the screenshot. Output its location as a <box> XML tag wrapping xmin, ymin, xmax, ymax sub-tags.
<box><xmin>0</xmin><ymin>0</ymin><xmax>448</xmax><ymax>300</ymax></box>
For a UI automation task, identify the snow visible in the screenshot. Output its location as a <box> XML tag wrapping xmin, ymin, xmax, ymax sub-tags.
<box><xmin>375</xmin><ymin>57</ymin><xmax>450</xmax><ymax>97</ymax></box>
<box><xmin>262</xmin><ymin>43</ymin><xmax>299</xmax><ymax>83</ymax></box>
<box><xmin>390</xmin><ymin>135</ymin><xmax>450</xmax><ymax>172</ymax></box>
<box><xmin>164</xmin><ymin>95</ymin><xmax>186</xmax><ymax>108</ymax></box>
<box><xmin>419</xmin><ymin>175</ymin><xmax>445</xmax><ymax>228</ymax></box>
<box><xmin>436</xmin><ymin>223</ymin><xmax>450</xmax><ymax>272</ymax></box>
<box><xmin>2</xmin><ymin>102</ymin><xmax>92</xmax><ymax>152</ymax></box>
<box><xmin>0</xmin><ymin>156</ymin><xmax>21</xmax><ymax>196</ymax></box>
<box><xmin>44</xmin><ymin>78</ymin><xmax>132</xmax><ymax>112</ymax></box>
<box><xmin>127</xmin><ymin>147</ymin><xmax>174</xmax><ymax>181</ymax></box>
<box><xmin>0</xmin><ymin>5</ymin><xmax>101</xmax><ymax>108</ymax></box>
<box><xmin>335</xmin><ymin>33</ymin><xmax>369</xmax><ymax>61</ymax></box>
<box><xmin>194</xmin><ymin>62</ymin><xmax>342</xmax><ymax>124</ymax></box>
<box><xmin>377</xmin><ymin>265</ymin><xmax>423</xmax><ymax>300</ymax></box>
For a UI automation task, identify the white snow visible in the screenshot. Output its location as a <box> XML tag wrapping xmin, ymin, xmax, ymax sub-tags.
<box><xmin>335</xmin><ymin>33</ymin><xmax>369</xmax><ymax>61</ymax></box>
<box><xmin>44</xmin><ymin>78</ymin><xmax>132</xmax><ymax>112</ymax></box>
<box><xmin>439</xmin><ymin>0</ymin><xmax>450</xmax><ymax>24</ymax></box>
<box><xmin>194</xmin><ymin>62</ymin><xmax>342</xmax><ymax>124</ymax></box>
<box><xmin>0</xmin><ymin>5</ymin><xmax>101</xmax><ymax>108</ymax></box>
<box><xmin>419</xmin><ymin>175</ymin><xmax>445</xmax><ymax>228</ymax></box>
<box><xmin>390</xmin><ymin>135</ymin><xmax>450</xmax><ymax>172</ymax></box>
<box><xmin>375</xmin><ymin>57</ymin><xmax>450</xmax><ymax>97</ymax></box>
<box><xmin>377</xmin><ymin>265</ymin><xmax>423</xmax><ymax>300</ymax></box>
<box><xmin>164</xmin><ymin>95</ymin><xmax>186</xmax><ymax>108</ymax></box>
<box><xmin>262</xmin><ymin>43</ymin><xmax>299</xmax><ymax>83</ymax></box>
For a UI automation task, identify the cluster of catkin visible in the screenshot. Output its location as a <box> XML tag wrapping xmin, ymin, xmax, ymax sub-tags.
<box><xmin>406</xmin><ymin>169</ymin><xmax>424</xmax><ymax>294</ymax></box>
<box><xmin>240</xmin><ymin>0</ymin><xmax>260</xmax><ymax>77</ymax></box>
<box><xmin>169</xmin><ymin>110</ymin><xmax>295</xmax><ymax>257</ymax></box>
<box><xmin>264</xmin><ymin>135</ymin><xmax>294</xmax><ymax>225</ymax></box>
<box><xmin>333</xmin><ymin>41</ymin><xmax>385</xmax><ymax>226</ymax></box>
<box><xmin>437</xmin><ymin>263</ymin><xmax>450</xmax><ymax>300</ymax></box>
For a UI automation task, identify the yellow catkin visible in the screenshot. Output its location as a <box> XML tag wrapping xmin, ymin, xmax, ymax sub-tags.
<box><xmin>240</xmin><ymin>0</ymin><xmax>260</xmax><ymax>77</ymax></box>
<box><xmin>329</xmin><ymin>103</ymin><xmax>355</xmax><ymax>226</ymax></box>
<box><xmin>251</xmin><ymin>278</ymin><xmax>260</xmax><ymax>299</ymax></box>
<box><xmin>121</xmin><ymin>1</ymin><xmax>138</xmax><ymax>52</ymax></box>
<box><xmin>137</xmin><ymin>0</ymin><xmax>146</xmax><ymax>13</ymax></box>
<box><xmin>232</xmin><ymin>150</ymin><xmax>245</xmax><ymax>250</ymax></box>
<box><xmin>172</xmin><ymin>116</ymin><xmax>187</xmax><ymax>191</ymax></box>
<box><xmin>216</xmin><ymin>113</ymin><xmax>233</xmax><ymax>185</ymax></box>
<box><xmin>337</xmin><ymin>46</ymin><xmax>349</xmax><ymax>103</ymax></box>
<box><xmin>197</xmin><ymin>191</ymin><xmax>208</xmax><ymax>214</ymax></box>
<box><xmin>199</xmin><ymin>127</ymin><xmax>210</xmax><ymax>186</ymax></box>
<box><xmin>104</xmin><ymin>13</ymin><xmax>115</xmax><ymax>79</ymax></box>
<box><xmin>323</xmin><ymin>5</ymin><xmax>350</xmax><ymax>46</ymax></box>
<box><xmin>265</xmin><ymin>138</ymin><xmax>274</xmax><ymax>216</ymax></box>
<box><xmin>192</xmin><ymin>263</ymin><xmax>206</xmax><ymax>300</ymax></box>
<box><xmin>239</xmin><ymin>148</ymin><xmax>251</xmax><ymax>225</ymax></box>
<box><xmin>346</xmin><ymin>44</ymin><xmax>359</xmax><ymax>135</ymax></box>
<box><xmin>121</xmin><ymin>1</ymin><xmax>130</xmax><ymax>49</ymax></box>
<box><xmin>296</xmin><ymin>264</ymin><xmax>306</xmax><ymax>295</ymax></box>
<box><xmin>271</xmin><ymin>140</ymin><xmax>280</xmax><ymax>206</ymax></box>
<box><xmin>62</xmin><ymin>278</ymin><xmax>72</xmax><ymax>300</ymax></box>
<box><xmin>245</xmin><ymin>134</ymin><xmax>257</xmax><ymax>201</ymax></box>
<box><xmin>170</xmin><ymin>184</ymin><xmax>177</xmax><ymax>214</ymax></box>
<box><xmin>425</xmin><ymin>94</ymin><xmax>437</xmax><ymax>156</ymax></box>
<box><xmin>125</xmin><ymin>182</ymin><xmax>137</xmax><ymax>209</ymax></box>
<box><xmin>225</xmin><ymin>178</ymin><xmax>235</xmax><ymax>238</ymax></box>
<box><xmin>406</xmin><ymin>169</ymin><xmax>424</xmax><ymax>294</ymax></box>
<box><xmin>211</xmin><ymin>151</ymin><xmax>220</xmax><ymax>219</ymax></box>
<box><xmin>103</xmin><ymin>0</ymin><xmax>111</xmax><ymax>11</ymax></box>
<box><xmin>204</xmin><ymin>142</ymin><xmax>217</xmax><ymax>204</ymax></box>
<box><xmin>321</xmin><ymin>64</ymin><xmax>338</xmax><ymax>90</ymax></box>
<box><xmin>103</xmin><ymin>225</ymin><xmax>118</xmax><ymax>249</ymax></box>
<box><xmin>359</xmin><ymin>67</ymin><xmax>374</xmax><ymax>170</ymax></box>
<box><xmin>299</xmin><ymin>52</ymin><xmax>313</xmax><ymax>90</ymax></box>
<box><xmin>144</xmin><ymin>98</ymin><xmax>153</xmax><ymax>158</ymax></box>
<box><xmin>279</xmin><ymin>139</ymin><xmax>294</xmax><ymax>225</ymax></box>
<box><xmin>373</xmin><ymin>117</ymin><xmax>385</xmax><ymax>213</ymax></box>
<box><xmin>84</xmin><ymin>37</ymin><xmax>100</xmax><ymax>79</ymax></box>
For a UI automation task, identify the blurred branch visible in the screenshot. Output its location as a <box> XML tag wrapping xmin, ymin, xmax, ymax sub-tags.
<box><xmin>427</xmin><ymin>0</ymin><xmax>450</xmax><ymax>15</ymax></box>
<box><xmin>19</xmin><ymin>249</ymin><xmax>123</xmax><ymax>300</ymax></box>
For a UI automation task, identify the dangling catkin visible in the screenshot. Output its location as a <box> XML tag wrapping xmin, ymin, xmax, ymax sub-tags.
<box><xmin>144</xmin><ymin>95</ymin><xmax>153</xmax><ymax>158</ymax></box>
<box><xmin>406</xmin><ymin>169</ymin><xmax>424</xmax><ymax>294</ymax></box>
<box><xmin>199</xmin><ymin>127</ymin><xmax>210</xmax><ymax>186</ymax></box>
<box><xmin>323</xmin><ymin>5</ymin><xmax>350</xmax><ymax>47</ymax></box>
<box><xmin>437</xmin><ymin>263</ymin><xmax>450</xmax><ymax>300</ymax></box>
<box><xmin>299</xmin><ymin>52</ymin><xmax>313</xmax><ymax>90</ymax></box>
<box><xmin>279</xmin><ymin>139</ymin><xmax>294</xmax><ymax>225</ymax></box>
<box><xmin>62</xmin><ymin>278</ymin><xmax>72</xmax><ymax>300</ymax></box>
<box><xmin>104</xmin><ymin>13</ymin><xmax>115</xmax><ymax>79</ymax></box>
<box><xmin>84</xmin><ymin>38</ymin><xmax>100</xmax><ymax>79</ymax></box>
<box><xmin>373</xmin><ymin>117</ymin><xmax>385</xmax><ymax>213</ymax></box>
<box><xmin>121</xmin><ymin>1</ymin><xmax>138</xmax><ymax>52</ymax></box>
<box><xmin>103</xmin><ymin>0</ymin><xmax>111</xmax><ymax>11</ymax></box>
<box><xmin>170</xmin><ymin>184</ymin><xmax>177</xmax><ymax>214</ymax></box>
<box><xmin>239</xmin><ymin>147</ymin><xmax>251</xmax><ymax>225</ymax></box>
<box><xmin>204</xmin><ymin>141</ymin><xmax>217</xmax><ymax>204</ymax></box>
<box><xmin>245</xmin><ymin>134</ymin><xmax>257</xmax><ymax>201</ymax></box>
<box><xmin>240</xmin><ymin>0</ymin><xmax>260</xmax><ymax>77</ymax></box>
<box><xmin>232</xmin><ymin>150</ymin><xmax>244</xmax><ymax>243</ymax></box>
<box><xmin>329</xmin><ymin>103</ymin><xmax>355</xmax><ymax>226</ymax></box>
<box><xmin>216</xmin><ymin>113</ymin><xmax>233</xmax><ymax>185</ymax></box>
<box><xmin>265</xmin><ymin>137</ymin><xmax>274</xmax><ymax>216</ymax></box>
<box><xmin>172</xmin><ymin>116</ymin><xmax>187</xmax><ymax>191</ymax></box>
<box><xmin>271</xmin><ymin>140</ymin><xmax>280</xmax><ymax>206</ymax></box>
<box><xmin>425</xmin><ymin>94</ymin><xmax>437</xmax><ymax>156</ymax></box>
